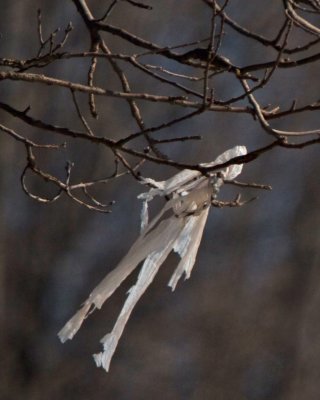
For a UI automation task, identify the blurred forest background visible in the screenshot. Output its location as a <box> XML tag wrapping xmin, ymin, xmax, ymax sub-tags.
<box><xmin>0</xmin><ymin>1</ymin><xmax>319</xmax><ymax>399</ymax></box>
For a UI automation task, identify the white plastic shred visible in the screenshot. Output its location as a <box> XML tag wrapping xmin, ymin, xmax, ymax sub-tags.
<box><xmin>58</xmin><ymin>145</ymin><xmax>247</xmax><ymax>371</ymax></box>
<box><xmin>170</xmin><ymin>207</ymin><xmax>210</xmax><ymax>290</ymax></box>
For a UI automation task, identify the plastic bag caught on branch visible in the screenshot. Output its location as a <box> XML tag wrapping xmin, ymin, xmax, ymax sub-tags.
<box><xmin>58</xmin><ymin>145</ymin><xmax>247</xmax><ymax>372</ymax></box>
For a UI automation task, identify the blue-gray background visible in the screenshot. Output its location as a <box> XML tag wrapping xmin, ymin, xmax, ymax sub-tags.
<box><xmin>0</xmin><ymin>1</ymin><xmax>319</xmax><ymax>399</ymax></box>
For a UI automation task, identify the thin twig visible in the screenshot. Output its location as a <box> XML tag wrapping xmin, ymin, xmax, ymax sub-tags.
<box><xmin>224</xmin><ymin>180</ymin><xmax>272</xmax><ymax>190</ymax></box>
<box><xmin>212</xmin><ymin>193</ymin><xmax>257</xmax><ymax>208</ymax></box>
<box><xmin>70</xmin><ymin>89</ymin><xmax>94</xmax><ymax>135</ymax></box>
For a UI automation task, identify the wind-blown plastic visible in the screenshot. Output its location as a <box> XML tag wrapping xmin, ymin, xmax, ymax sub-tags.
<box><xmin>58</xmin><ymin>145</ymin><xmax>247</xmax><ymax>371</ymax></box>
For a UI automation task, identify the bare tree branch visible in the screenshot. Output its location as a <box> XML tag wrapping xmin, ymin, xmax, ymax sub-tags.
<box><xmin>0</xmin><ymin>0</ymin><xmax>318</xmax><ymax>211</ymax></box>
